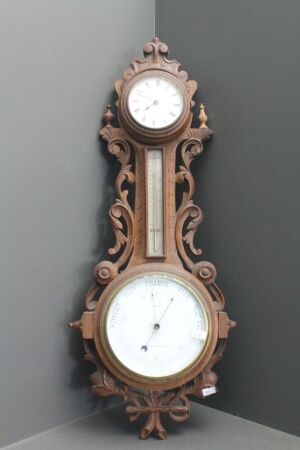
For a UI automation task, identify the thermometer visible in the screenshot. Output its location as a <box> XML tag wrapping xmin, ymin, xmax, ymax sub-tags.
<box><xmin>146</xmin><ymin>149</ymin><xmax>164</xmax><ymax>256</ymax></box>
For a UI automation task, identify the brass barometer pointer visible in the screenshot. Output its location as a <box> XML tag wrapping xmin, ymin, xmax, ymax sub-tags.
<box><xmin>141</xmin><ymin>297</ymin><xmax>174</xmax><ymax>351</ymax></box>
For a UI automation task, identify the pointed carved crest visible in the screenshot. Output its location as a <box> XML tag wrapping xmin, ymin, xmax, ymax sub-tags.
<box><xmin>115</xmin><ymin>37</ymin><xmax>195</xmax><ymax>101</ymax></box>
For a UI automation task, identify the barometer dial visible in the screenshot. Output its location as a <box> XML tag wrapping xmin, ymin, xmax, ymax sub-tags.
<box><xmin>127</xmin><ymin>75</ymin><xmax>184</xmax><ymax>129</ymax></box>
<box><xmin>103</xmin><ymin>273</ymin><xmax>209</xmax><ymax>379</ymax></box>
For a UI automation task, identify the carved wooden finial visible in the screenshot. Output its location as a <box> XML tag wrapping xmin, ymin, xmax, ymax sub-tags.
<box><xmin>103</xmin><ymin>104</ymin><xmax>114</xmax><ymax>127</ymax></box>
<box><xmin>199</xmin><ymin>103</ymin><xmax>208</xmax><ymax>129</ymax></box>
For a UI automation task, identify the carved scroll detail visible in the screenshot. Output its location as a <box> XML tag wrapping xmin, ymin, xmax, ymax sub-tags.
<box><xmin>98</xmin><ymin>118</ymin><xmax>135</xmax><ymax>274</ymax></box>
<box><xmin>176</xmin><ymin>136</ymin><xmax>205</xmax><ymax>270</ymax></box>
<box><xmin>85</xmin><ymin>283</ymin><xmax>99</xmax><ymax>311</ymax></box>
<box><xmin>192</xmin><ymin>261</ymin><xmax>217</xmax><ymax>286</ymax></box>
<box><xmin>82</xmin><ymin>109</ymin><xmax>136</xmax><ymax>313</ymax></box>
<box><xmin>176</xmin><ymin>201</ymin><xmax>203</xmax><ymax>269</ymax></box>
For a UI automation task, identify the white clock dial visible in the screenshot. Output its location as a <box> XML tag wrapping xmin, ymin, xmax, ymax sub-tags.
<box><xmin>105</xmin><ymin>273</ymin><xmax>209</xmax><ymax>378</ymax></box>
<box><xmin>127</xmin><ymin>75</ymin><xmax>184</xmax><ymax>129</ymax></box>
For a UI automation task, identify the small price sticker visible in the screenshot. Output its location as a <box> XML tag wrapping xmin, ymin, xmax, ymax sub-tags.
<box><xmin>202</xmin><ymin>387</ymin><xmax>217</xmax><ymax>397</ymax></box>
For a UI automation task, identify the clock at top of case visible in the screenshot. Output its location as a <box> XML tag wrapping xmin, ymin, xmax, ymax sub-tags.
<box><xmin>118</xmin><ymin>69</ymin><xmax>194</xmax><ymax>144</ymax></box>
<box><xmin>127</xmin><ymin>75</ymin><xmax>184</xmax><ymax>129</ymax></box>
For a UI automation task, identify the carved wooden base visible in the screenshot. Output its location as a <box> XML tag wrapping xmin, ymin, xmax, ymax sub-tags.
<box><xmin>86</xmin><ymin>338</ymin><xmax>230</xmax><ymax>439</ymax></box>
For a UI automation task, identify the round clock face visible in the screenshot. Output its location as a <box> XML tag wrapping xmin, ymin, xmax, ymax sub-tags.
<box><xmin>103</xmin><ymin>273</ymin><xmax>209</xmax><ymax>379</ymax></box>
<box><xmin>127</xmin><ymin>75</ymin><xmax>184</xmax><ymax>129</ymax></box>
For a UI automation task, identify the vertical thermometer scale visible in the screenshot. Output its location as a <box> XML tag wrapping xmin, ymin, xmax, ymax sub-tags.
<box><xmin>69</xmin><ymin>38</ymin><xmax>236</xmax><ymax>440</ymax></box>
<box><xmin>146</xmin><ymin>149</ymin><xmax>164</xmax><ymax>257</ymax></box>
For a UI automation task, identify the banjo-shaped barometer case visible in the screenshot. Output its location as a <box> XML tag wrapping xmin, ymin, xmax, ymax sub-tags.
<box><xmin>69</xmin><ymin>37</ymin><xmax>236</xmax><ymax>440</ymax></box>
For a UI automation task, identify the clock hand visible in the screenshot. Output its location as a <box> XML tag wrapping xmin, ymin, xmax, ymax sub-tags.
<box><xmin>144</xmin><ymin>102</ymin><xmax>154</xmax><ymax>111</ymax></box>
<box><xmin>144</xmin><ymin>99</ymin><xmax>159</xmax><ymax>111</ymax></box>
<box><xmin>141</xmin><ymin>297</ymin><xmax>174</xmax><ymax>352</ymax></box>
<box><xmin>136</xmin><ymin>93</ymin><xmax>154</xmax><ymax>101</ymax></box>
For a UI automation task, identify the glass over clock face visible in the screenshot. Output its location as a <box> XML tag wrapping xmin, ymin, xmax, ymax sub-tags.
<box><xmin>127</xmin><ymin>75</ymin><xmax>184</xmax><ymax>129</ymax></box>
<box><xmin>103</xmin><ymin>273</ymin><xmax>209</xmax><ymax>379</ymax></box>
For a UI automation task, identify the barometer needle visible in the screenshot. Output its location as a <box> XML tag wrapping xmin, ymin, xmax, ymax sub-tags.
<box><xmin>141</xmin><ymin>297</ymin><xmax>174</xmax><ymax>352</ymax></box>
<box><xmin>151</xmin><ymin>292</ymin><xmax>158</xmax><ymax>323</ymax></box>
<box><xmin>157</xmin><ymin>297</ymin><xmax>174</xmax><ymax>324</ymax></box>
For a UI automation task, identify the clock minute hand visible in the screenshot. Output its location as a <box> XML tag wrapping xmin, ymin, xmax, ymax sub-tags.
<box><xmin>136</xmin><ymin>93</ymin><xmax>154</xmax><ymax>101</ymax></box>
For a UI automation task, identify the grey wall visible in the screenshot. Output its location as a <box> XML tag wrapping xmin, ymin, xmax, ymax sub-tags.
<box><xmin>0</xmin><ymin>1</ymin><xmax>154</xmax><ymax>447</ymax></box>
<box><xmin>156</xmin><ymin>0</ymin><xmax>300</xmax><ymax>436</ymax></box>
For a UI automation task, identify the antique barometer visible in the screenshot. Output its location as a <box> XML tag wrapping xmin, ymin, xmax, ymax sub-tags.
<box><xmin>69</xmin><ymin>37</ymin><xmax>236</xmax><ymax>439</ymax></box>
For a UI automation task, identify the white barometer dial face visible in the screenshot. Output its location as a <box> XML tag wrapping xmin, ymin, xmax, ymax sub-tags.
<box><xmin>104</xmin><ymin>274</ymin><xmax>209</xmax><ymax>378</ymax></box>
<box><xmin>127</xmin><ymin>75</ymin><xmax>184</xmax><ymax>129</ymax></box>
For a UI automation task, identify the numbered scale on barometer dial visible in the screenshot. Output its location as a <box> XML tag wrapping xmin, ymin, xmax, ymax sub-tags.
<box><xmin>69</xmin><ymin>37</ymin><xmax>236</xmax><ymax>440</ymax></box>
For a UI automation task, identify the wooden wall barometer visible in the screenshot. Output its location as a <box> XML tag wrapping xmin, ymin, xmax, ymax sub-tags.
<box><xmin>69</xmin><ymin>37</ymin><xmax>236</xmax><ymax>439</ymax></box>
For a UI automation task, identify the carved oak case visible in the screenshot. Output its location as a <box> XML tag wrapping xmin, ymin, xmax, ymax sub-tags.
<box><xmin>69</xmin><ymin>37</ymin><xmax>236</xmax><ymax>440</ymax></box>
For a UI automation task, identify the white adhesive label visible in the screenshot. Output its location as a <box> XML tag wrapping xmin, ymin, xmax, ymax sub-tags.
<box><xmin>202</xmin><ymin>387</ymin><xmax>217</xmax><ymax>397</ymax></box>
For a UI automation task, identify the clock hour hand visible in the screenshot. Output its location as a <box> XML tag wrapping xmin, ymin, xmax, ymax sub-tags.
<box><xmin>144</xmin><ymin>99</ymin><xmax>159</xmax><ymax>111</ymax></box>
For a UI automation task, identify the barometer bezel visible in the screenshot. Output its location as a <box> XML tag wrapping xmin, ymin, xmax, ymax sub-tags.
<box><xmin>93</xmin><ymin>263</ymin><xmax>218</xmax><ymax>391</ymax></box>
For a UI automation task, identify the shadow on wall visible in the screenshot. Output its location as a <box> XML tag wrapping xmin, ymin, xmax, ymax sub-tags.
<box><xmin>65</xmin><ymin>92</ymin><xmax>121</xmax><ymax>410</ymax></box>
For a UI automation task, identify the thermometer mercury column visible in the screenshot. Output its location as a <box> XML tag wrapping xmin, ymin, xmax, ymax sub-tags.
<box><xmin>146</xmin><ymin>149</ymin><xmax>164</xmax><ymax>257</ymax></box>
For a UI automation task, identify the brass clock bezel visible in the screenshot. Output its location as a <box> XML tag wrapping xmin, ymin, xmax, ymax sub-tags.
<box><xmin>93</xmin><ymin>263</ymin><xmax>219</xmax><ymax>391</ymax></box>
<box><xmin>118</xmin><ymin>69</ymin><xmax>192</xmax><ymax>144</ymax></box>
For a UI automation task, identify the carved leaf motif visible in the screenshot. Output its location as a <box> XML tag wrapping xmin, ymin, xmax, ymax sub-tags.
<box><xmin>108</xmin><ymin>199</ymin><xmax>134</xmax><ymax>268</ymax></box>
<box><xmin>175</xmin><ymin>133</ymin><xmax>213</xmax><ymax>270</ymax></box>
<box><xmin>181</xmin><ymin>138</ymin><xmax>203</xmax><ymax>170</ymax></box>
<box><xmin>176</xmin><ymin>165</ymin><xmax>195</xmax><ymax>204</ymax></box>
<box><xmin>90</xmin><ymin>369</ymin><xmax>119</xmax><ymax>397</ymax></box>
<box><xmin>182</xmin><ymin>204</ymin><xmax>203</xmax><ymax>256</ymax></box>
<box><xmin>108</xmin><ymin>200</ymin><xmax>128</xmax><ymax>255</ymax></box>
<box><xmin>97</xmin><ymin>125</ymin><xmax>135</xmax><ymax>272</ymax></box>
<box><xmin>84</xmin><ymin>283</ymin><xmax>99</xmax><ymax>311</ymax></box>
<box><xmin>176</xmin><ymin>200</ymin><xmax>203</xmax><ymax>270</ymax></box>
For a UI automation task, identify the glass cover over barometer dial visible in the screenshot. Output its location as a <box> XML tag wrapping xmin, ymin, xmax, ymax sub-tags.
<box><xmin>127</xmin><ymin>75</ymin><xmax>184</xmax><ymax>129</ymax></box>
<box><xmin>103</xmin><ymin>273</ymin><xmax>209</xmax><ymax>379</ymax></box>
